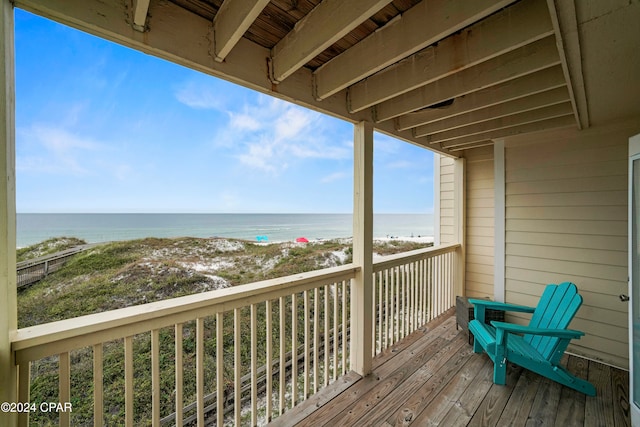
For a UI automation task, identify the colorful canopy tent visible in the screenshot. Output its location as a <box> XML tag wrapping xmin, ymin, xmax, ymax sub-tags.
<box><xmin>295</xmin><ymin>237</ymin><xmax>309</xmax><ymax>243</ymax></box>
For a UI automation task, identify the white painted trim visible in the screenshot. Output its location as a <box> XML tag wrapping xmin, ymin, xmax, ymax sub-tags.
<box><xmin>132</xmin><ymin>0</ymin><xmax>150</xmax><ymax>31</ymax></box>
<box><xmin>454</xmin><ymin>157</ymin><xmax>465</xmax><ymax>297</ymax></box>
<box><xmin>213</xmin><ymin>0</ymin><xmax>270</xmax><ymax>62</ymax></box>
<box><xmin>494</xmin><ymin>140</ymin><xmax>506</xmax><ymax>302</ymax></box>
<box><xmin>0</xmin><ymin>0</ymin><xmax>17</xmax><ymax>413</ymax></box>
<box><xmin>433</xmin><ymin>154</ymin><xmax>441</xmax><ymax>246</ymax></box>
<box><xmin>351</xmin><ymin>121</ymin><xmax>374</xmax><ymax>376</ymax></box>
<box><xmin>628</xmin><ymin>133</ymin><xmax>640</xmax><ymax>426</ymax></box>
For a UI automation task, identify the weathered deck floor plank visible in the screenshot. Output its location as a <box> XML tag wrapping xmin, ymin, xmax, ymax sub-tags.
<box><xmin>268</xmin><ymin>312</ymin><xmax>630</xmax><ymax>427</ymax></box>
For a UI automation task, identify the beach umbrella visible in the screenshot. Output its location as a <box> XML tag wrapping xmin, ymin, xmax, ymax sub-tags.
<box><xmin>295</xmin><ymin>237</ymin><xmax>309</xmax><ymax>243</ymax></box>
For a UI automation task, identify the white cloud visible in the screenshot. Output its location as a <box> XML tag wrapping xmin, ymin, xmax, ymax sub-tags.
<box><xmin>218</xmin><ymin>96</ymin><xmax>350</xmax><ymax>173</ymax></box>
<box><xmin>229</xmin><ymin>112</ymin><xmax>261</xmax><ymax>131</ymax></box>
<box><xmin>174</xmin><ymin>80</ymin><xmax>226</xmax><ymax>110</ymax></box>
<box><xmin>237</xmin><ymin>140</ymin><xmax>280</xmax><ymax>173</ymax></box>
<box><xmin>17</xmin><ymin>125</ymin><xmax>103</xmax><ymax>175</ymax></box>
<box><xmin>321</xmin><ymin>171</ymin><xmax>349</xmax><ymax>183</ymax></box>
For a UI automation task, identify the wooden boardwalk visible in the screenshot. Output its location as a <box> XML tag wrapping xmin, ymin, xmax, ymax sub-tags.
<box><xmin>16</xmin><ymin>244</ymin><xmax>94</xmax><ymax>288</ymax></box>
<box><xmin>270</xmin><ymin>310</ymin><xmax>630</xmax><ymax>427</ymax></box>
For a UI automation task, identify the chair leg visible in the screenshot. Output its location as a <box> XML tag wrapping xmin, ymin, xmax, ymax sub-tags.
<box><xmin>473</xmin><ymin>338</ymin><xmax>483</xmax><ymax>353</ymax></box>
<box><xmin>493</xmin><ymin>358</ymin><xmax>507</xmax><ymax>385</ymax></box>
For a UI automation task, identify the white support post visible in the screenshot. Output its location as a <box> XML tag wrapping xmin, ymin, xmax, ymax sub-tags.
<box><xmin>0</xmin><ymin>0</ymin><xmax>17</xmax><ymax>421</ymax></box>
<box><xmin>351</xmin><ymin>121</ymin><xmax>374</xmax><ymax>376</ymax></box>
<box><xmin>453</xmin><ymin>157</ymin><xmax>465</xmax><ymax>298</ymax></box>
<box><xmin>494</xmin><ymin>140</ymin><xmax>506</xmax><ymax>302</ymax></box>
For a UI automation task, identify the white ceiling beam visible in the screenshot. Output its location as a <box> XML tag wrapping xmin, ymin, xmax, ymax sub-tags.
<box><xmin>413</xmin><ymin>86</ymin><xmax>570</xmax><ymax>137</ymax></box>
<box><xmin>313</xmin><ymin>0</ymin><xmax>517</xmax><ymax>100</ymax></box>
<box><xmin>439</xmin><ymin>115</ymin><xmax>576</xmax><ymax>149</ymax></box>
<box><xmin>348</xmin><ymin>0</ymin><xmax>553</xmax><ymax>113</ymax></box>
<box><xmin>269</xmin><ymin>0</ymin><xmax>393</xmax><ymax>83</ymax></box>
<box><xmin>374</xmin><ymin>35</ymin><xmax>561</xmax><ymax>123</ymax></box>
<box><xmin>426</xmin><ymin>102</ymin><xmax>574</xmax><ymax>143</ymax></box>
<box><xmin>447</xmin><ymin>140</ymin><xmax>495</xmax><ymax>152</ymax></box>
<box><xmin>132</xmin><ymin>0</ymin><xmax>150</xmax><ymax>32</ymax></box>
<box><xmin>547</xmin><ymin>0</ymin><xmax>589</xmax><ymax>129</ymax></box>
<box><xmin>396</xmin><ymin>65</ymin><xmax>567</xmax><ymax>131</ymax></box>
<box><xmin>212</xmin><ymin>0</ymin><xmax>270</xmax><ymax>62</ymax></box>
<box><xmin>15</xmin><ymin>0</ymin><xmax>459</xmax><ymax>158</ymax></box>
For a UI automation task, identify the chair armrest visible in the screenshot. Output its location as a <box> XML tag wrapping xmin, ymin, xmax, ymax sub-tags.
<box><xmin>491</xmin><ymin>321</ymin><xmax>585</xmax><ymax>339</ymax></box>
<box><xmin>467</xmin><ymin>299</ymin><xmax>536</xmax><ymax>314</ymax></box>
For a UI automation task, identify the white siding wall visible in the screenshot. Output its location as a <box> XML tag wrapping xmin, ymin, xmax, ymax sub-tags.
<box><xmin>503</xmin><ymin>121</ymin><xmax>640</xmax><ymax>368</ymax></box>
<box><xmin>464</xmin><ymin>146</ymin><xmax>495</xmax><ymax>299</ymax></box>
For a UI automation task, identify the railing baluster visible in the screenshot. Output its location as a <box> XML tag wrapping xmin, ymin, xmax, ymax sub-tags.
<box><xmin>266</xmin><ymin>299</ymin><xmax>273</xmax><ymax>422</ymax></box>
<box><xmin>390</xmin><ymin>266</ymin><xmax>396</xmax><ymax>345</ymax></box>
<box><xmin>18</xmin><ymin>362</ymin><xmax>30</xmax><ymax>427</ymax></box>
<box><xmin>93</xmin><ymin>344</ymin><xmax>103</xmax><ymax>427</ymax></box>
<box><xmin>196</xmin><ymin>317</ymin><xmax>205</xmax><ymax>426</ymax></box>
<box><xmin>372</xmin><ymin>272</ymin><xmax>377</xmax><ymax>357</ymax></box>
<box><xmin>324</xmin><ymin>284</ymin><xmax>329</xmax><ymax>387</ymax></box>
<box><xmin>384</xmin><ymin>268</ymin><xmax>389</xmax><ymax>349</ymax></box>
<box><xmin>403</xmin><ymin>265</ymin><xmax>409</xmax><ymax>334</ymax></box>
<box><xmin>304</xmin><ymin>290</ymin><xmax>310</xmax><ymax>400</ymax></box>
<box><xmin>420</xmin><ymin>259</ymin><xmax>424</xmax><ymax>324</ymax></box>
<box><xmin>279</xmin><ymin>296</ymin><xmax>285</xmax><ymax>415</ymax></box>
<box><xmin>412</xmin><ymin>261</ymin><xmax>417</xmax><ymax>331</ymax></box>
<box><xmin>400</xmin><ymin>265</ymin><xmax>405</xmax><ymax>339</ymax></box>
<box><xmin>291</xmin><ymin>293</ymin><xmax>298</xmax><ymax>407</ymax></box>
<box><xmin>151</xmin><ymin>329</ymin><xmax>160</xmax><ymax>426</ymax></box>
<box><xmin>234</xmin><ymin>309</ymin><xmax>241</xmax><ymax>425</ymax></box>
<box><xmin>377</xmin><ymin>271</ymin><xmax>382</xmax><ymax>355</ymax></box>
<box><xmin>342</xmin><ymin>280</ymin><xmax>347</xmax><ymax>375</ymax></box>
<box><xmin>175</xmin><ymin>323</ymin><xmax>184</xmax><ymax>427</ymax></box>
<box><xmin>314</xmin><ymin>287</ymin><xmax>319</xmax><ymax>394</ymax></box>
<box><xmin>59</xmin><ymin>351</ymin><xmax>70</xmax><ymax>427</ymax></box>
<box><xmin>124</xmin><ymin>336</ymin><xmax>134</xmax><ymax>427</ymax></box>
<box><xmin>215</xmin><ymin>313</ymin><xmax>223</xmax><ymax>427</ymax></box>
<box><xmin>251</xmin><ymin>303</ymin><xmax>257</xmax><ymax>427</ymax></box>
<box><xmin>410</xmin><ymin>262</ymin><xmax>418</xmax><ymax>337</ymax></box>
<box><xmin>333</xmin><ymin>283</ymin><xmax>338</xmax><ymax>380</ymax></box>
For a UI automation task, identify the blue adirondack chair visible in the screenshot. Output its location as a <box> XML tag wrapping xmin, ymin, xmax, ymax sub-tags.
<box><xmin>468</xmin><ymin>282</ymin><xmax>596</xmax><ymax>396</ymax></box>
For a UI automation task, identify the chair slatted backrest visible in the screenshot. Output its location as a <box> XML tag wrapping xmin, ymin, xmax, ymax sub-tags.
<box><xmin>524</xmin><ymin>282</ymin><xmax>582</xmax><ymax>362</ymax></box>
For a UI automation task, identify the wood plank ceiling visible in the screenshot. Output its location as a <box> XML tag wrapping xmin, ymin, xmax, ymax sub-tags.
<box><xmin>17</xmin><ymin>0</ymin><xmax>586</xmax><ymax>157</ymax></box>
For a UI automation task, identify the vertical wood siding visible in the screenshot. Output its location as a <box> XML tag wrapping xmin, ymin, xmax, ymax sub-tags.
<box><xmin>464</xmin><ymin>146</ymin><xmax>495</xmax><ymax>299</ymax></box>
<box><xmin>503</xmin><ymin>124</ymin><xmax>635</xmax><ymax>368</ymax></box>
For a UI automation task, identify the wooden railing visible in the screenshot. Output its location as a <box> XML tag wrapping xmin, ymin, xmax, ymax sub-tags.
<box><xmin>11</xmin><ymin>243</ymin><xmax>459</xmax><ymax>426</ymax></box>
<box><xmin>372</xmin><ymin>243</ymin><xmax>459</xmax><ymax>355</ymax></box>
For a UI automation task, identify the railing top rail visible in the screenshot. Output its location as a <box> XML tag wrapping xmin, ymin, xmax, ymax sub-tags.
<box><xmin>12</xmin><ymin>243</ymin><xmax>461</xmax><ymax>362</ymax></box>
<box><xmin>372</xmin><ymin>243</ymin><xmax>460</xmax><ymax>273</ymax></box>
<box><xmin>12</xmin><ymin>264</ymin><xmax>358</xmax><ymax>358</ymax></box>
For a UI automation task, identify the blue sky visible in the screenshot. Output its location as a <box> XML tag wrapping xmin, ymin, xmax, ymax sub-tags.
<box><xmin>14</xmin><ymin>9</ymin><xmax>434</xmax><ymax>214</ymax></box>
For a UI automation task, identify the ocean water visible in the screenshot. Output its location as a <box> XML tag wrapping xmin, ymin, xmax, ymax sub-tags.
<box><xmin>17</xmin><ymin>213</ymin><xmax>434</xmax><ymax>248</ymax></box>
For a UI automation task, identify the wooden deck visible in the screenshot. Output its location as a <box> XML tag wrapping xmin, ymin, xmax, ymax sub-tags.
<box><xmin>269</xmin><ymin>310</ymin><xmax>630</xmax><ymax>427</ymax></box>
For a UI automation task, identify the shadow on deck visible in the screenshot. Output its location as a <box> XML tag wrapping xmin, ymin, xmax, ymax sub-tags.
<box><xmin>269</xmin><ymin>310</ymin><xmax>630</xmax><ymax>426</ymax></box>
